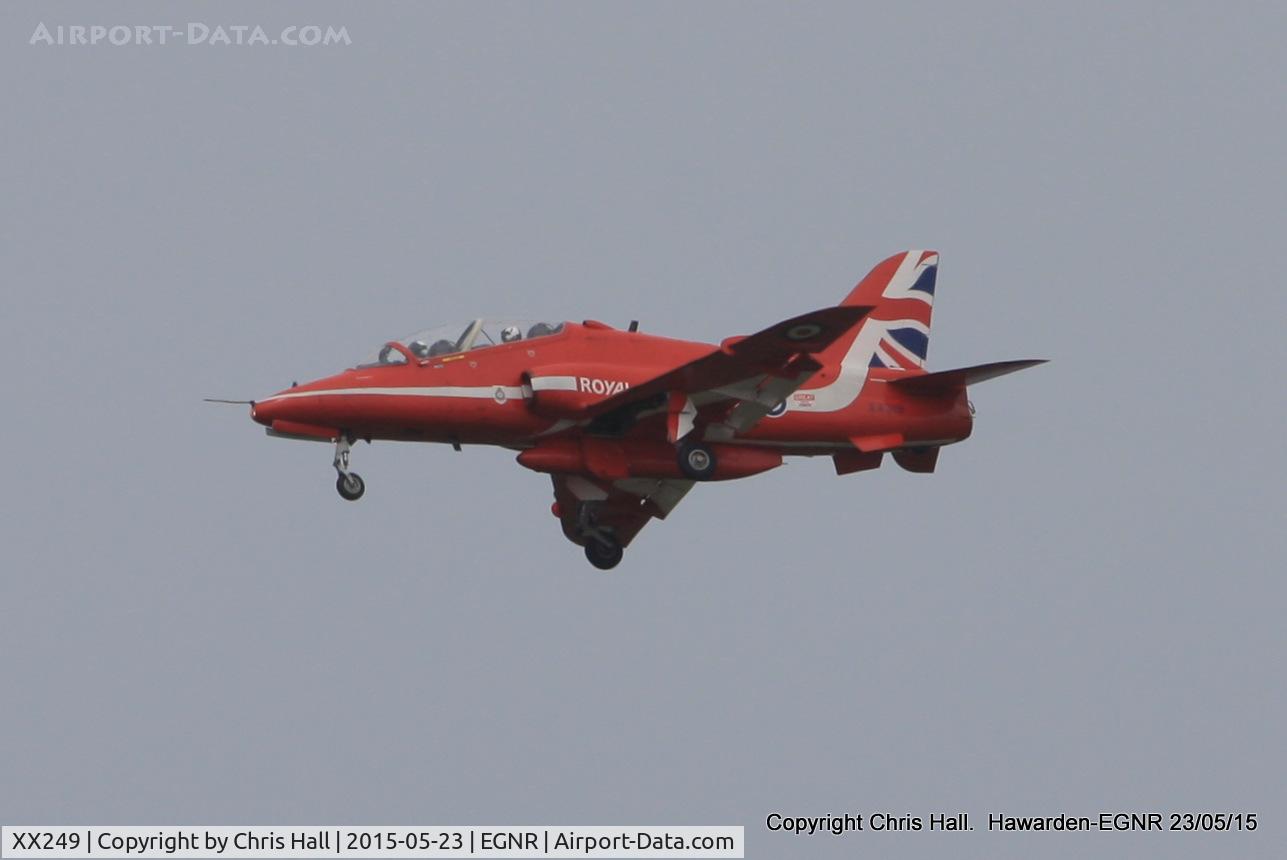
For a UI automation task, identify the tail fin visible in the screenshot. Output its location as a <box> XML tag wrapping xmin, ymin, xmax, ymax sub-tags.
<box><xmin>819</xmin><ymin>250</ymin><xmax>939</xmax><ymax>372</ymax></box>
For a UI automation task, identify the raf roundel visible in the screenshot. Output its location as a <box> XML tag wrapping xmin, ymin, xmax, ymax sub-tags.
<box><xmin>784</xmin><ymin>321</ymin><xmax>824</xmax><ymax>342</ymax></box>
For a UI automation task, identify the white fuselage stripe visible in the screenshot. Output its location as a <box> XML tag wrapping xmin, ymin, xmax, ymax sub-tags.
<box><xmin>259</xmin><ymin>386</ymin><xmax>528</xmax><ymax>404</ymax></box>
<box><xmin>528</xmin><ymin>376</ymin><xmax>580</xmax><ymax>392</ymax></box>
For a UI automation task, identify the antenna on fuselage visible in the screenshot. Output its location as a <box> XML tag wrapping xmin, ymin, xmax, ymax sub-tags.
<box><xmin>628</xmin><ymin>320</ymin><xmax>639</xmax><ymax>332</ymax></box>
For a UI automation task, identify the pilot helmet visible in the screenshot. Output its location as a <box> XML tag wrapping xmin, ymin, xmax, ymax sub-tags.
<box><xmin>408</xmin><ymin>340</ymin><xmax>430</xmax><ymax>357</ymax></box>
<box><xmin>500</xmin><ymin>326</ymin><xmax>522</xmax><ymax>343</ymax></box>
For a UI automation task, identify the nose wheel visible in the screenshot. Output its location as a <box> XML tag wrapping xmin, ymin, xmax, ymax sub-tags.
<box><xmin>336</xmin><ymin>472</ymin><xmax>365</xmax><ymax>501</ymax></box>
<box><xmin>333</xmin><ymin>435</ymin><xmax>365</xmax><ymax>501</ymax></box>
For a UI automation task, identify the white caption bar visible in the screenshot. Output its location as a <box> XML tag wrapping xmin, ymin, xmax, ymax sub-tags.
<box><xmin>2</xmin><ymin>827</ymin><xmax>743</xmax><ymax>859</ymax></box>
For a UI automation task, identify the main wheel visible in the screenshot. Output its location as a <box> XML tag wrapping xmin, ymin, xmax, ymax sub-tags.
<box><xmin>677</xmin><ymin>442</ymin><xmax>718</xmax><ymax>480</ymax></box>
<box><xmin>336</xmin><ymin>472</ymin><xmax>365</xmax><ymax>501</ymax></box>
<box><xmin>584</xmin><ymin>537</ymin><xmax>624</xmax><ymax>570</ymax></box>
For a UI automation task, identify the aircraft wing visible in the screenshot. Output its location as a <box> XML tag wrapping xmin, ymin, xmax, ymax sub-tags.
<box><xmin>587</xmin><ymin>305</ymin><xmax>871</xmax><ymax>439</ymax></box>
<box><xmin>550</xmin><ymin>473</ymin><xmax>695</xmax><ymax>549</ymax></box>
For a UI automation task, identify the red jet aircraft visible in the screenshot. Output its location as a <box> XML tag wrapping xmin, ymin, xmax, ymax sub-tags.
<box><xmin>230</xmin><ymin>251</ymin><xmax>1043</xmax><ymax>569</ymax></box>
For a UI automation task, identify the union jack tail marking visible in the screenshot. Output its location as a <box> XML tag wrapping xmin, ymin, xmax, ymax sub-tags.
<box><xmin>820</xmin><ymin>250</ymin><xmax>939</xmax><ymax>372</ymax></box>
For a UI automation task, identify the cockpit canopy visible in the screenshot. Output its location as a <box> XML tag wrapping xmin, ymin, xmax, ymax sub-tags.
<box><xmin>360</xmin><ymin>318</ymin><xmax>566</xmax><ymax>366</ymax></box>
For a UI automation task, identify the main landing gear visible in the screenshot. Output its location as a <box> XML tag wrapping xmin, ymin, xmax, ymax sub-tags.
<box><xmin>573</xmin><ymin>441</ymin><xmax>717</xmax><ymax>570</ymax></box>
<box><xmin>584</xmin><ymin>534</ymin><xmax>624</xmax><ymax>570</ymax></box>
<box><xmin>333</xmin><ymin>435</ymin><xmax>365</xmax><ymax>501</ymax></box>
<box><xmin>573</xmin><ymin>501</ymin><xmax>624</xmax><ymax>570</ymax></box>
<box><xmin>677</xmin><ymin>441</ymin><xmax>718</xmax><ymax>481</ymax></box>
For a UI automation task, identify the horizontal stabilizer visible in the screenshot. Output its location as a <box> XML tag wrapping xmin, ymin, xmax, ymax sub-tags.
<box><xmin>889</xmin><ymin>359</ymin><xmax>1047</xmax><ymax>394</ymax></box>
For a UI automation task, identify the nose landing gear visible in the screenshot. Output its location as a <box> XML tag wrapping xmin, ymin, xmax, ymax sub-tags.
<box><xmin>336</xmin><ymin>472</ymin><xmax>365</xmax><ymax>501</ymax></box>
<box><xmin>333</xmin><ymin>435</ymin><xmax>365</xmax><ymax>501</ymax></box>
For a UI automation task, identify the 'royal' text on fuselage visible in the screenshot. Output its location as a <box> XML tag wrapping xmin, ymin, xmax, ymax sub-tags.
<box><xmin>579</xmin><ymin>377</ymin><xmax>630</xmax><ymax>396</ymax></box>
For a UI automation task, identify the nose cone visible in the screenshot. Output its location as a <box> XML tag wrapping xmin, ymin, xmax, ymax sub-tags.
<box><xmin>249</xmin><ymin>373</ymin><xmax>350</xmax><ymax>438</ymax></box>
<box><xmin>249</xmin><ymin>398</ymin><xmax>277</xmax><ymax>427</ymax></box>
<box><xmin>250</xmin><ymin>385</ymin><xmax>308</xmax><ymax>427</ymax></box>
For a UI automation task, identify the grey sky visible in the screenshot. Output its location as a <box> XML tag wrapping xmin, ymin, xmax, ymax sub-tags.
<box><xmin>1</xmin><ymin>2</ymin><xmax>1283</xmax><ymax>858</ymax></box>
